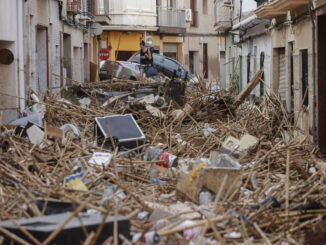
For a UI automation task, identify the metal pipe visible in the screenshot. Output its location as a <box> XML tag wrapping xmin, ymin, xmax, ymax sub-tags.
<box><xmin>17</xmin><ymin>0</ymin><xmax>26</xmax><ymax>112</ymax></box>
<box><xmin>232</xmin><ymin>14</ymin><xmax>259</xmax><ymax>30</ymax></box>
<box><xmin>309</xmin><ymin>0</ymin><xmax>316</xmax><ymax>143</ymax></box>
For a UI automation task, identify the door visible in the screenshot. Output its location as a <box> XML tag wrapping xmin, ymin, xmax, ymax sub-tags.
<box><xmin>288</xmin><ymin>42</ymin><xmax>294</xmax><ymax>115</ymax></box>
<box><xmin>203</xmin><ymin>43</ymin><xmax>208</xmax><ymax>79</ymax></box>
<box><xmin>190</xmin><ymin>0</ymin><xmax>196</xmax><ymax>26</ymax></box>
<box><xmin>84</xmin><ymin>43</ymin><xmax>90</xmax><ymax>82</ymax></box>
<box><xmin>278</xmin><ymin>48</ymin><xmax>286</xmax><ymax>102</ymax></box>
<box><xmin>260</xmin><ymin>52</ymin><xmax>265</xmax><ymax>96</ymax></box>
<box><xmin>318</xmin><ymin>14</ymin><xmax>326</xmax><ymax>153</ymax></box>
<box><xmin>301</xmin><ymin>49</ymin><xmax>309</xmax><ymax>107</ymax></box>
<box><xmin>189</xmin><ymin>51</ymin><xmax>194</xmax><ymax>74</ymax></box>
<box><xmin>36</xmin><ymin>26</ymin><xmax>49</xmax><ymax>93</ymax></box>
<box><xmin>247</xmin><ymin>53</ymin><xmax>251</xmax><ymax>84</ymax></box>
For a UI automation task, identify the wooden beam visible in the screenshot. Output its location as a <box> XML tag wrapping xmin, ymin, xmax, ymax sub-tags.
<box><xmin>234</xmin><ymin>69</ymin><xmax>263</xmax><ymax>108</ymax></box>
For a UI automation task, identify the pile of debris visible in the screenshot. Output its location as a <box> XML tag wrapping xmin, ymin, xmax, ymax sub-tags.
<box><xmin>0</xmin><ymin>73</ymin><xmax>325</xmax><ymax>245</ymax></box>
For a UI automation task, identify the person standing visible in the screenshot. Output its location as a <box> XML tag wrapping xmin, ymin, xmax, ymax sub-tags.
<box><xmin>130</xmin><ymin>40</ymin><xmax>153</xmax><ymax>81</ymax></box>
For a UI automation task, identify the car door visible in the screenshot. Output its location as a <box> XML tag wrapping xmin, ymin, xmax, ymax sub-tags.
<box><xmin>153</xmin><ymin>54</ymin><xmax>165</xmax><ymax>74</ymax></box>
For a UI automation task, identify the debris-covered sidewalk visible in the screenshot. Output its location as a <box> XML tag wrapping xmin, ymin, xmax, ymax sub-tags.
<box><xmin>0</xmin><ymin>74</ymin><xmax>325</xmax><ymax>245</ymax></box>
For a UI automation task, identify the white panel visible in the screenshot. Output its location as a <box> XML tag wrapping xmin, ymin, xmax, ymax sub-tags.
<box><xmin>142</xmin><ymin>0</ymin><xmax>153</xmax><ymax>12</ymax></box>
<box><xmin>126</xmin><ymin>0</ymin><xmax>138</xmax><ymax>10</ymax></box>
<box><xmin>278</xmin><ymin>52</ymin><xmax>286</xmax><ymax>101</ymax></box>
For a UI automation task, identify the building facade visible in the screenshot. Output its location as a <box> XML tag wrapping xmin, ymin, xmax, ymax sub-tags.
<box><xmin>183</xmin><ymin>0</ymin><xmax>219</xmax><ymax>82</ymax></box>
<box><xmin>99</xmin><ymin>0</ymin><xmax>219</xmax><ymax>81</ymax></box>
<box><xmin>99</xmin><ymin>0</ymin><xmax>186</xmax><ymax>63</ymax></box>
<box><xmin>215</xmin><ymin>0</ymin><xmax>326</xmax><ymax>152</ymax></box>
<box><xmin>0</xmin><ymin>0</ymin><xmax>102</xmax><ymax>124</ymax></box>
<box><xmin>0</xmin><ymin>0</ymin><xmax>25</xmax><ymax>123</ymax></box>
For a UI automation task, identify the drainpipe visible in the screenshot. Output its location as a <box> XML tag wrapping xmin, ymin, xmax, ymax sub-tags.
<box><xmin>17</xmin><ymin>0</ymin><xmax>26</xmax><ymax>112</ymax></box>
<box><xmin>309</xmin><ymin>0</ymin><xmax>316</xmax><ymax>144</ymax></box>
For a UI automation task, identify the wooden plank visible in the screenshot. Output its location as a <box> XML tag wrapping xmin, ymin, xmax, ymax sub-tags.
<box><xmin>234</xmin><ymin>69</ymin><xmax>263</xmax><ymax>108</ymax></box>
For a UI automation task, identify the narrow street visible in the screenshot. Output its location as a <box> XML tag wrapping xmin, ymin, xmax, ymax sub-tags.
<box><xmin>0</xmin><ymin>0</ymin><xmax>326</xmax><ymax>244</ymax></box>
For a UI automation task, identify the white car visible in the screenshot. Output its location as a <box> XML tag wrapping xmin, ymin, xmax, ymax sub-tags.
<box><xmin>99</xmin><ymin>60</ymin><xmax>140</xmax><ymax>81</ymax></box>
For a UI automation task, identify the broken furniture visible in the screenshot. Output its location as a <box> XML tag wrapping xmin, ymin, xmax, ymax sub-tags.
<box><xmin>95</xmin><ymin>114</ymin><xmax>146</xmax><ymax>149</ymax></box>
<box><xmin>177</xmin><ymin>154</ymin><xmax>242</xmax><ymax>203</ymax></box>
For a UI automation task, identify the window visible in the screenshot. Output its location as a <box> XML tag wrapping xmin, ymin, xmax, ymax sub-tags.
<box><xmin>168</xmin><ymin>0</ymin><xmax>176</xmax><ymax>8</ymax></box>
<box><xmin>301</xmin><ymin>49</ymin><xmax>309</xmax><ymax>107</ymax></box>
<box><xmin>203</xmin><ymin>0</ymin><xmax>208</xmax><ymax>14</ymax></box>
<box><xmin>164</xmin><ymin>58</ymin><xmax>180</xmax><ymax>71</ymax></box>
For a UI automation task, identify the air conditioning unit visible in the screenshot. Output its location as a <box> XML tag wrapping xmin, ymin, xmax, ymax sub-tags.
<box><xmin>224</xmin><ymin>0</ymin><xmax>232</xmax><ymax>4</ymax></box>
<box><xmin>185</xmin><ymin>9</ymin><xmax>192</xmax><ymax>22</ymax></box>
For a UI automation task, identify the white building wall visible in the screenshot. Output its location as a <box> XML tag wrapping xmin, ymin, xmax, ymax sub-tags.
<box><xmin>0</xmin><ymin>0</ymin><xmax>20</xmax><ymax>122</ymax></box>
<box><xmin>49</xmin><ymin>0</ymin><xmax>62</xmax><ymax>94</ymax></box>
<box><xmin>109</xmin><ymin>0</ymin><xmax>157</xmax><ymax>26</ymax></box>
<box><xmin>242</xmin><ymin>34</ymin><xmax>272</xmax><ymax>96</ymax></box>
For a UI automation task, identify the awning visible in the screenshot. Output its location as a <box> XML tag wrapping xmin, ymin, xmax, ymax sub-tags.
<box><xmin>254</xmin><ymin>0</ymin><xmax>309</xmax><ymax>19</ymax></box>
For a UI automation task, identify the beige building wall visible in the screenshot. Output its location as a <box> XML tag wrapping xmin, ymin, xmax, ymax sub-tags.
<box><xmin>25</xmin><ymin>0</ymin><xmax>94</xmax><ymax>92</ymax></box>
<box><xmin>183</xmin><ymin>0</ymin><xmax>219</xmax><ymax>81</ymax></box>
<box><xmin>0</xmin><ymin>0</ymin><xmax>20</xmax><ymax>123</ymax></box>
<box><xmin>270</xmin><ymin>16</ymin><xmax>313</xmax><ymax>133</ymax></box>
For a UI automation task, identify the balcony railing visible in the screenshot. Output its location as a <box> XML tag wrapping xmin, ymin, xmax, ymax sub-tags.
<box><xmin>79</xmin><ymin>0</ymin><xmax>95</xmax><ymax>20</ymax></box>
<box><xmin>191</xmin><ymin>10</ymin><xmax>198</xmax><ymax>27</ymax></box>
<box><xmin>96</xmin><ymin>0</ymin><xmax>109</xmax><ymax>16</ymax></box>
<box><xmin>67</xmin><ymin>0</ymin><xmax>82</xmax><ymax>13</ymax></box>
<box><xmin>157</xmin><ymin>7</ymin><xmax>186</xmax><ymax>28</ymax></box>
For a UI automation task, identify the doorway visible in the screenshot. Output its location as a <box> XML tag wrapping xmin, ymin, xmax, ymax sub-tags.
<box><xmin>163</xmin><ymin>43</ymin><xmax>178</xmax><ymax>61</ymax></box>
<box><xmin>189</xmin><ymin>51</ymin><xmax>194</xmax><ymax>74</ymax></box>
<box><xmin>203</xmin><ymin>43</ymin><xmax>208</xmax><ymax>79</ymax></box>
<box><xmin>318</xmin><ymin>14</ymin><xmax>326</xmax><ymax>153</ymax></box>
<box><xmin>36</xmin><ymin>26</ymin><xmax>49</xmax><ymax>93</ymax></box>
<box><xmin>288</xmin><ymin>42</ymin><xmax>294</xmax><ymax>115</ymax></box>
<box><xmin>63</xmin><ymin>33</ymin><xmax>72</xmax><ymax>83</ymax></box>
<box><xmin>190</xmin><ymin>0</ymin><xmax>196</xmax><ymax>26</ymax></box>
<box><xmin>260</xmin><ymin>52</ymin><xmax>265</xmax><ymax>96</ymax></box>
<box><xmin>84</xmin><ymin>43</ymin><xmax>90</xmax><ymax>82</ymax></box>
<box><xmin>278</xmin><ymin>48</ymin><xmax>286</xmax><ymax>103</ymax></box>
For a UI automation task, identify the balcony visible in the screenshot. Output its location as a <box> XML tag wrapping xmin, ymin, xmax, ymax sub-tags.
<box><xmin>104</xmin><ymin>0</ymin><xmax>157</xmax><ymax>31</ymax></box>
<box><xmin>79</xmin><ymin>0</ymin><xmax>95</xmax><ymax>22</ymax></box>
<box><xmin>67</xmin><ymin>0</ymin><xmax>82</xmax><ymax>14</ymax></box>
<box><xmin>157</xmin><ymin>7</ymin><xmax>186</xmax><ymax>34</ymax></box>
<box><xmin>214</xmin><ymin>0</ymin><xmax>232</xmax><ymax>32</ymax></box>
<box><xmin>95</xmin><ymin>0</ymin><xmax>110</xmax><ymax>25</ymax></box>
<box><xmin>254</xmin><ymin>0</ymin><xmax>309</xmax><ymax>19</ymax></box>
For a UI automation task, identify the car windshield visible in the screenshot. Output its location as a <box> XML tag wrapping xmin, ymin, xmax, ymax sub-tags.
<box><xmin>120</xmin><ymin>62</ymin><xmax>140</xmax><ymax>71</ymax></box>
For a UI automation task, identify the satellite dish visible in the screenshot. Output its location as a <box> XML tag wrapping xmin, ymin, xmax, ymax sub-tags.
<box><xmin>91</xmin><ymin>23</ymin><xmax>103</xmax><ymax>36</ymax></box>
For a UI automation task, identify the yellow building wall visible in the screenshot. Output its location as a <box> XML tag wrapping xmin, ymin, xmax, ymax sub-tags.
<box><xmin>101</xmin><ymin>31</ymin><xmax>184</xmax><ymax>62</ymax></box>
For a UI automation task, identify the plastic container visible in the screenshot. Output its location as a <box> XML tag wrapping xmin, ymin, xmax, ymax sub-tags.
<box><xmin>199</xmin><ymin>191</ymin><xmax>212</xmax><ymax>205</ymax></box>
<box><xmin>101</xmin><ymin>186</ymin><xmax>114</xmax><ymax>208</ymax></box>
<box><xmin>141</xmin><ymin>231</ymin><xmax>160</xmax><ymax>243</ymax></box>
<box><xmin>144</xmin><ymin>147</ymin><xmax>178</xmax><ymax>168</ymax></box>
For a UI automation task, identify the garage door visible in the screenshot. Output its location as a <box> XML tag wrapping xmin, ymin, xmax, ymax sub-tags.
<box><xmin>163</xmin><ymin>43</ymin><xmax>178</xmax><ymax>60</ymax></box>
<box><xmin>278</xmin><ymin>49</ymin><xmax>286</xmax><ymax>102</ymax></box>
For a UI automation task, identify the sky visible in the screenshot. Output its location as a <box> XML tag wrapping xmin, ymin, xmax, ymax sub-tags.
<box><xmin>242</xmin><ymin>0</ymin><xmax>257</xmax><ymax>12</ymax></box>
